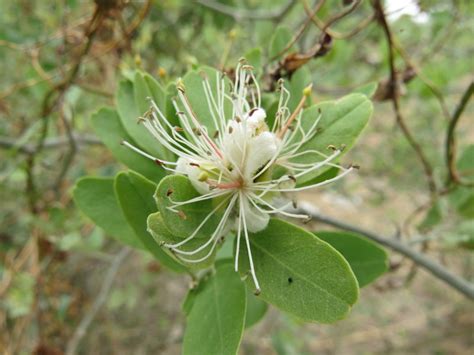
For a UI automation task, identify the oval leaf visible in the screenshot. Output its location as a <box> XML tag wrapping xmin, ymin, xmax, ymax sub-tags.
<box><xmin>147</xmin><ymin>212</ymin><xmax>217</xmax><ymax>269</ymax></box>
<box><xmin>116</xmin><ymin>76</ymin><xmax>167</xmax><ymax>160</ymax></box>
<box><xmin>181</xmin><ymin>66</ymin><xmax>232</xmax><ymax>133</ymax></box>
<box><xmin>293</xmin><ymin>94</ymin><xmax>373</xmax><ymax>185</ymax></box>
<box><xmin>315</xmin><ymin>231</ymin><xmax>388</xmax><ymax>287</ymax></box>
<box><xmin>114</xmin><ymin>171</ymin><xmax>185</xmax><ymax>272</ymax></box>
<box><xmin>183</xmin><ymin>261</ymin><xmax>246</xmax><ymax>355</ymax></box>
<box><xmin>269</xmin><ymin>25</ymin><xmax>294</xmax><ymax>59</ymax></box>
<box><xmin>237</xmin><ymin>219</ymin><xmax>359</xmax><ymax>323</ymax></box>
<box><xmin>73</xmin><ymin>177</ymin><xmax>144</xmax><ymax>249</ymax></box>
<box><xmin>91</xmin><ymin>107</ymin><xmax>165</xmax><ymax>182</ymax></box>
<box><xmin>155</xmin><ymin>175</ymin><xmax>224</xmax><ymax>239</ymax></box>
<box><xmin>245</xmin><ymin>287</ymin><xmax>268</xmax><ymax>329</ymax></box>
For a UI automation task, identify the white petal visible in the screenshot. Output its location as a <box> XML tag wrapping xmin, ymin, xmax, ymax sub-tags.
<box><xmin>243</xmin><ymin>131</ymin><xmax>279</xmax><ymax>182</ymax></box>
<box><xmin>240</xmin><ymin>196</ymin><xmax>269</xmax><ymax>233</ymax></box>
<box><xmin>246</xmin><ymin>108</ymin><xmax>266</xmax><ymax>130</ymax></box>
<box><xmin>176</xmin><ymin>157</ymin><xmax>211</xmax><ymax>195</ymax></box>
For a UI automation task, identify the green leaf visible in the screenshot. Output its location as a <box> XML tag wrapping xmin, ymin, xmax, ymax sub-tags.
<box><xmin>237</xmin><ymin>219</ymin><xmax>359</xmax><ymax>323</ymax></box>
<box><xmin>315</xmin><ymin>231</ymin><xmax>388</xmax><ymax>287</ymax></box>
<box><xmin>182</xmin><ymin>66</ymin><xmax>232</xmax><ymax>133</ymax></box>
<box><xmin>155</xmin><ymin>175</ymin><xmax>224</xmax><ymax>239</ymax></box>
<box><xmin>244</xmin><ymin>286</ymin><xmax>268</xmax><ymax>328</ymax></box>
<box><xmin>269</xmin><ymin>25</ymin><xmax>293</xmax><ymax>59</ymax></box>
<box><xmin>73</xmin><ymin>177</ymin><xmax>144</xmax><ymax>249</ymax></box>
<box><xmin>449</xmin><ymin>144</ymin><xmax>474</xmax><ymax>218</ymax></box>
<box><xmin>116</xmin><ymin>77</ymin><xmax>166</xmax><ymax>160</ymax></box>
<box><xmin>91</xmin><ymin>107</ymin><xmax>165</xmax><ymax>182</ymax></box>
<box><xmin>354</xmin><ymin>82</ymin><xmax>378</xmax><ymax>98</ymax></box>
<box><xmin>418</xmin><ymin>202</ymin><xmax>443</xmax><ymax>231</ymax></box>
<box><xmin>183</xmin><ymin>261</ymin><xmax>246</xmax><ymax>355</ymax></box>
<box><xmin>244</xmin><ymin>47</ymin><xmax>263</xmax><ymax>77</ymax></box>
<box><xmin>293</xmin><ymin>94</ymin><xmax>373</xmax><ymax>185</ymax></box>
<box><xmin>147</xmin><ymin>212</ymin><xmax>217</xmax><ymax>269</ymax></box>
<box><xmin>285</xmin><ymin>66</ymin><xmax>312</xmax><ymax>112</ymax></box>
<box><xmin>114</xmin><ymin>171</ymin><xmax>185</xmax><ymax>272</ymax></box>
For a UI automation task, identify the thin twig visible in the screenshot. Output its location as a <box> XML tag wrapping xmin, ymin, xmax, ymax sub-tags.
<box><xmin>446</xmin><ymin>81</ymin><xmax>474</xmax><ymax>186</ymax></box>
<box><xmin>65</xmin><ymin>247</ymin><xmax>131</xmax><ymax>355</ymax></box>
<box><xmin>303</xmin><ymin>0</ymin><xmax>370</xmax><ymax>40</ymax></box>
<box><xmin>373</xmin><ymin>0</ymin><xmax>437</xmax><ymax>198</ymax></box>
<box><xmin>297</xmin><ymin>202</ymin><xmax>474</xmax><ymax>299</ymax></box>
<box><xmin>195</xmin><ymin>0</ymin><xmax>296</xmax><ymax>21</ymax></box>
<box><xmin>0</xmin><ymin>134</ymin><xmax>102</xmax><ymax>154</ymax></box>
<box><xmin>270</xmin><ymin>0</ymin><xmax>325</xmax><ymax>61</ymax></box>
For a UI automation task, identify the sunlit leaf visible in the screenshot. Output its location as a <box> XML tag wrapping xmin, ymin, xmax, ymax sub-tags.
<box><xmin>237</xmin><ymin>219</ymin><xmax>359</xmax><ymax>323</ymax></box>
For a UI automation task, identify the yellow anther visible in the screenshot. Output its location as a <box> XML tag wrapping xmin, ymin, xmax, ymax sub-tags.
<box><xmin>158</xmin><ymin>67</ymin><xmax>167</xmax><ymax>78</ymax></box>
<box><xmin>198</xmin><ymin>171</ymin><xmax>209</xmax><ymax>182</ymax></box>
<box><xmin>303</xmin><ymin>84</ymin><xmax>313</xmax><ymax>97</ymax></box>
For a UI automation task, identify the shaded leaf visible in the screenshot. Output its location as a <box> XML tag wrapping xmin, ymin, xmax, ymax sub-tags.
<box><xmin>116</xmin><ymin>76</ymin><xmax>167</xmax><ymax>159</ymax></box>
<box><xmin>91</xmin><ymin>108</ymin><xmax>165</xmax><ymax>182</ymax></box>
<box><xmin>245</xmin><ymin>286</ymin><xmax>268</xmax><ymax>328</ymax></box>
<box><xmin>114</xmin><ymin>171</ymin><xmax>185</xmax><ymax>272</ymax></box>
<box><xmin>269</xmin><ymin>25</ymin><xmax>294</xmax><ymax>59</ymax></box>
<box><xmin>73</xmin><ymin>177</ymin><xmax>144</xmax><ymax>249</ymax></box>
<box><xmin>183</xmin><ymin>261</ymin><xmax>246</xmax><ymax>355</ymax></box>
<box><xmin>155</xmin><ymin>175</ymin><xmax>225</xmax><ymax>239</ymax></box>
<box><xmin>147</xmin><ymin>212</ymin><xmax>217</xmax><ymax>269</ymax></box>
<box><xmin>315</xmin><ymin>231</ymin><xmax>388</xmax><ymax>287</ymax></box>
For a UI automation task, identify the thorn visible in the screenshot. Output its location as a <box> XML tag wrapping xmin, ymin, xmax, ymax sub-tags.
<box><xmin>254</xmin><ymin>288</ymin><xmax>261</xmax><ymax>296</ymax></box>
<box><xmin>292</xmin><ymin>200</ymin><xmax>298</xmax><ymax>209</ymax></box>
<box><xmin>235</xmin><ymin>116</ymin><xmax>241</xmax><ymax>123</ymax></box>
<box><xmin>177</xmin><ymin>210</ymin><xmax>187</xmax><ymax>220</ymax></box>
<box><xmin>120</xmin><ymin>140</ymin><xmax>125</xmax><ymax>145</ymax></box>
<box><xmin>174</xmin><ymin>126</ymin><xmax>184</xmax><ymax>132</ymax></box>
<box><xmin>303</xmin><ymin>215</ymin><xmax>312</xmax><ymax>224</ymax></box>
<box><xmin>228</xmin><ymin>126</ymin><xmax>233</xmax><ymax>134</ymax></box>
<box><xmin>154</xmin><ymin>159</ymin><xmax>163</xmax><ymax>166</ymax></box>
<box><xmin>340</xmin><ymin>144</ymin><xmax>347</xmax><ymax>152</ymax></box>
<box><xmin>159</xmin><ymin>241</ymin><xmax>165</xmax><ymax>246</ymax></box>
<box><xmin>166</xmin><ymin>188</ymin><xmax>173</xmax><ymax>197</ymax></box>
<box><xmin>189</xmin><ymin>162</ymin><xmax>200</xmax><ymax>167</ymax></box>
<box><xmin>351</xmin><ymin>164</ymin><xmax>360</xmax><ymax>170</ymax></box>
<box><xmin>288</xmin><ymin>175</ymin><xmax>296</xmax><ymax>183</ymax></box>
<box><xmin>327</xmin><ymin>144</ymin><xmax>337</xmax><ymax>151</ymax></box>
<box><xmin>213</xmin><ymin>130</ymin><xmax>219</xmax><ymax>138</ymax></box>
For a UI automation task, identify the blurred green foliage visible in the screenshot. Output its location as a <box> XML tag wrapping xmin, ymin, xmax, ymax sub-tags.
<box><xmin>0</xmin><ymin>0</ymin><xmax>473</xmax><ymax>353</ymax></box>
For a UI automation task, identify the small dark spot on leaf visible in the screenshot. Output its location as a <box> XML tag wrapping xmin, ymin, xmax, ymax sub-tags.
<box><xmin>288</xmin><ymin>277</ymin><xmax>293</xmax><ymax>284</ymax></box>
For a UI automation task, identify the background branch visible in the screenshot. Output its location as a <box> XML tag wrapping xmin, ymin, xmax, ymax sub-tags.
<box><xmin>297</xmin><ymin>203</ymin><xmax>474</xmax><ymax>299</ymax></box>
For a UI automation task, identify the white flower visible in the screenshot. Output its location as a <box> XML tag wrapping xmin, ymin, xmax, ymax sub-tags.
<box><xmin>122</xmin><ymin>60</ymin><xmax>355</xmax><ymax>294</ymax></box>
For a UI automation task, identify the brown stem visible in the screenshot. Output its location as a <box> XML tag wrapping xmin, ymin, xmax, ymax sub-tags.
<box><xmin>446</xmin><ymin>81</ymin><xmax>474</xmax><ymax>186</ymax></box>
<box><xmin>373</xmin><ymin>0</ymin><xmax>437</xmax><ymax>198</ymax></box>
